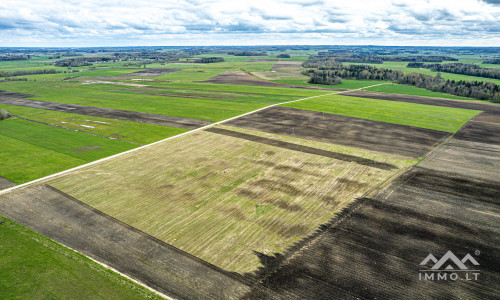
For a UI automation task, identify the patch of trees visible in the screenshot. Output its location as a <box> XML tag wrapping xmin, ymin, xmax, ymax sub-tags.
<box><xmin>407</xmin><ymin>62</ymin><xmax>500</xmax><ymax>80</ymax></box>
<box><xmin>0</xmin><ymin>69</ymin><xmax>60</xmax><ymax>77</ymax></box>
<box><xmin>0</xmin><ymin>55</ymin><xmax>29</xmax><ymax>61</ymax></box>
<box><xmin>197</xmin><ymin>57</ymin><xmax>225</xmax><ymax>63</ymax></box>
<box><xmin>277</xmin><ymin>54</ymin><xmax>291</xmax><ymax>58</ymax></box>
<box><xmin>303</xmin><ymin>65</ymin><xmax>404</xmax><ymax>81</ymax></box>
<box><xmin>483</xmin><ymin>59</ymin><xmax>500</xmax><ymax>64</ymax></box>
<box><xmin>307</xmin><ymin>71</ymin><xmax>342</xmax><ymax>85</ymax></box>
<box><xmin>398</xmin><ymin>73</ymin><xmax>499</xmax><ymax>102</ymax></box>
<box><xmin>54</xmin><ymin>56</ymin><xmax>117</xmax><ymax>67</ymax></box>
<box><xmin>303</xmin><ymin>64</ymin><xmax>500</xmax><ymax>102</ymax></box>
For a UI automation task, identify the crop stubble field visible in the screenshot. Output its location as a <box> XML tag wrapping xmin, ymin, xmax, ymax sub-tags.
<box><xmin>44</xmin><ymin>123</ymin><xmax>416</xmax><ymax>274</ymax></box>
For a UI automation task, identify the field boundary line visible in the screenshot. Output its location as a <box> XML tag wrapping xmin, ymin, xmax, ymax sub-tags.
<box><xmin>0</xmin><ymin>82</ymin><xmax>389</xmax><ymax>196</ymax></box>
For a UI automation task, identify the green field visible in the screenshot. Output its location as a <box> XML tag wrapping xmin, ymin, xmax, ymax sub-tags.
<box><xmin>0</xmin><ymin>104</ymin><xmax>187</xmax><ymax>144</ymax></box>
<box><xmin>364</xmin><ymin>84</ymin><xmax>474</xmax><ymax>101</ymax></box>
<box><xmin>0</xmin><ymin>118</ymin><xmax>136</xmax><ymax>183</ymax></box>
<box><xmin>0</xmin><ymin>216</ymin><xmax>159</xmax><ymax>299</ymax></box>
<box><xmin>282</xmin><ymin>94</ymin><xmax>481</xmax><ymax>133</ymax></box>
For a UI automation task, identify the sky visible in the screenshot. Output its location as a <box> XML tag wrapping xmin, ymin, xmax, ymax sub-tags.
<box><xmin>1</xmin><ymin>0</ymin><xmax>499</xmax><ymax>47</ymax></box>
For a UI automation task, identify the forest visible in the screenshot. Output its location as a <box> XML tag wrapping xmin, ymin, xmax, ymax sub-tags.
<box><xmin>303</xmin><ymin>63</ymin><xmax>500</xmax><ymax>102</ymax></box>
<box><xmin>407</xmin><ymin>62</ymin><xmax>500</xmax><ymax>80</ymax></box>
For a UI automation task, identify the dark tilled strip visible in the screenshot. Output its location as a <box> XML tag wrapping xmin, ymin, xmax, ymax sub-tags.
<box><xmin>0</xmin><ymin>98</ymin><xmax>212</xmax><ymax>129</ymax></box>
<box><xmin>205</xmin><ymin>127</ymin><xmax>397</xmax><ymax>170</ymax></box>
<box><xmin>225</xmin><ymin>106</ymin><xmax>450</xmax><ymax>157</ymax></box>
<box><xmin>454</xmin><ymin>121</ymin><xmax>500</xmax><ymax>146</ymax></box>
<box><xmin>0</xmin><ymin>176</ymin><xmax>16</xmax><ymax>190</ymax></box>
<box><xmin>0</xmin><ymin>90</ymin><xmax>38</xmax><ymax>99</ymax></box>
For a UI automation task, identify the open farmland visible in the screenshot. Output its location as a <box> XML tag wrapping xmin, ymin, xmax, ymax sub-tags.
<box><xmin>43</xmin><ymin>124</ymin><xmax>415</xmax><ymax>274</ymax></box>
<box><xmin>0</xmin><ymin>45</ymin><xmax>499</xmax><ymax>299</ymax></box>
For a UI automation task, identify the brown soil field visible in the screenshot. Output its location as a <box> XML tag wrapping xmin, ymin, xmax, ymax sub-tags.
<box><xmin>34</xmin><ymin>126</ymin><xmax>412</xmax><ymax>274</ymax></box>
<box><xmin>455</xmin><ymin>121</ymin><xmax>500</xmax><ymax>145</ymax></box>
<box><xmin>224</xmin><ymin>106</ymin><xmax>450</xmax><ymax>157</ymax></box>
<box><xmin>271</xmin><ymin>61</ymin><xmax>303</xmax><ymax>72</ymax></box>
<box><xmin>201</xmin><ymin>71</ymin><xmax>345</xmax><ymax>91</ymax></box>
<box><xmin>0</xmin><ymin>98</ymin><xmax>211</xmax><ymax>129</ymax></box>
<box><xmin>258</xmin><ymin>120</ymin><xmax>500</xmax><ymax>299</ymax></box>
<box><xmin>0</xmin><ymin>176</ymin><xmax>15</xmax><ymax>190</ymax></box>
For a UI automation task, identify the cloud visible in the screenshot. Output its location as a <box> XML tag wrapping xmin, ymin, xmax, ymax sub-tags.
<box><xmin>0</xmin><ymin>0</ymin><xmax>498</xmax><ymax>46</ymax></box>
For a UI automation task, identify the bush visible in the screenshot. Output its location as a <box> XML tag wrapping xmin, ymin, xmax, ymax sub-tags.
<box><xmin>0</xmin><ymin>109</ymin><xmax>12</xmax><ymax>120</ymax></box>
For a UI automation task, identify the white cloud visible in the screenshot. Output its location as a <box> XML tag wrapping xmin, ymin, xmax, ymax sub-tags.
<box><xmin>0</xmin><ymin>0</ymin><xmax>499</xmax><ymax>46</ymax></box>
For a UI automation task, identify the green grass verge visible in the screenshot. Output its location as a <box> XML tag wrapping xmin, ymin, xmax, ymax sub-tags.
<box><xmin>0</xmin><ymin>216</ymin><xmax>160</xmax><ymax>299</ymax></box>
<box><xmin>282</xmin><ymin>94</ymin><xmax>481</xmax><ymax>133</ymax></box>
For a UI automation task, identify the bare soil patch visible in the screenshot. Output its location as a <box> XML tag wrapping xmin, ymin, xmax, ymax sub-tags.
<box><xmin>224</xmin><ymin>106</ymin><xmax>450</xmax><ymax>157</ymax></box>
<box><xmin>73</xmin><ymin>145</ymin><xmax>100</xmax><ymax>152</ymax></box>
<box><xmin>0</xmin><ymin>176</ymin><xmax>16</xmax><ymax>190</ymax></box>
<box><xmin>0</xmin><ymin>90</ymin><xmax>37</xmax><ymax>99</ymax></box>
<box><xmin>271</xmin><ymin>61</ymin><xmax>302</xmax><ymax>72</ymax></box>
<box><xmin>0</xmin><ymin>98</ymin><xmax>211</xmax><ymax>129</ymax></box>
<box><xmin>201</xmin><ymin>71</ymin><xmax>346</xmax><ymax>91</ymax></box>
<box><xmin>455</xmin><ymin>121</ymin><xmax>500</xmax><ymax>145</ymax></box>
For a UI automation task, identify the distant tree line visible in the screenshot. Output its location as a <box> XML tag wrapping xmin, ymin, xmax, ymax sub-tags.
<box><xmin>303</xmin><ymin>63</ymin><xmax>500</xmax><ymax>102</ymax></box>
<box><xmin>483</xmin><ymin>59</ymin><xmax>500</xmax><ymax>64</ymax></box>
<box><xmin>310</xmin><ymin>53</ymin><xmax>458</xmax><ymax>64</ymax></box>
<box><xmin>54</xmin><ymin>56</ymin><xmax>117</xmax><ymax>67</ymax></box>
<box><xmin>0</xmin><ymin>55</ymin><xmax>29</xmax><ymax>61</ymax></box>
<box><xmin>407</xmin><ymin>62</ymin><xmax>500</xmax><ymax>80</ymax></box>
<box><xmin>0</xmin><ymin>69</ymin><xmax>60</xmax><ymax>77</ymax></box>
<box><xmin>303</xmin><ymin>64</ymin><xmax>405</xmax><ymax>81</ymax></box>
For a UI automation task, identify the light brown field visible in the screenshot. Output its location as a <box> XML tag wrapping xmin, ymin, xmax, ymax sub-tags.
<box><xmin>46</xmin><ymin>125</ymin><xmax>415</xmax><ymax>273</ymax></box>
